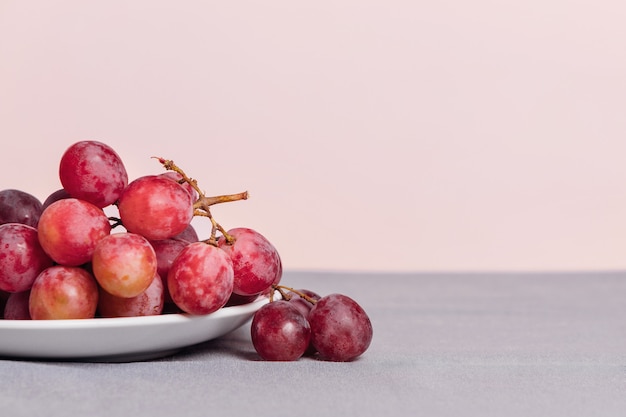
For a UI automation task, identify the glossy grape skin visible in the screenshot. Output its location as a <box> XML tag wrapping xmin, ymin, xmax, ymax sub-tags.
<box><xmin>59</xmin><ymin>140</ymin><xmax>128</xmax><ymax>208</ymax></box>
<box><xmin>97</xmin><ymin>271</ymin><xmax>164</xmax><ymax>317</ymax></box>
<box><xmin>251</xmin><ymin>300</ymin><xmax>311</xmax><ymax>361</ymax></box>
<box><xmin>149</xmin><ymin>238</ymin><xmax>190</xmax><ymax>303</ymax></box>
<box><xmin>218</xmin><ymin>228</ymin><xmax>282</xmax><ymax>296</ymax></box>
<box><xmin>29</xmin><ymin>266</ymin><xmax>99</xmax><ymax>320</ymax></box>
<box><xmin>92</xmin><ymin>232</ymin><xmax>158</xmax><ymax>298</ymax></box>
<box><xmin>118</xmin><ymin>175</ymin><xmax>194</xmax><ymax>241</ymax></box>
<box><xmin>37</xmin><ymin>198</ymin><xmax>111</xmax><ymax>266</ymax></box>
<box><xmin>0</xmin><ymin>189</ymin><xmax>43</xmax><ymax>227</ymax></box>
<box><xmin>4</xmin><ymin>290</ymin><xmax>31</xmax><ymax>320</ymax></box>
<box><xmin>0</xmin><ymin>223</ymin><xmax>54</xmax><ymax>293</ymax></box>
<box><xmin>308</xmin><ymin>294</ymin><xmax>373</xmax><ymax>362</ymax></box>
<box><xmin>167</xmin><ymin>242</ymin><xmax>234</xmax><ymax>315</ymax></box>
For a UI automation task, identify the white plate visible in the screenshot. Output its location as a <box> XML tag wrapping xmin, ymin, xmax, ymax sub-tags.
<box><xmin>0</xmin><ymin>296</ymin><xmax>269</xmax><ymax>362</ymax></box>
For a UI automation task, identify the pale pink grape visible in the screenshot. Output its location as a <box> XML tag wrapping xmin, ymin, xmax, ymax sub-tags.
<box><xmin>37</xmin><ymin>198</ymin><xmax>111</xmax><ymax>266</ymax></box>
<box><xmin>29</xmin><ymin>266</ymin><xmax>99</xmax><ymax>320</ymax></box>
<box><xmin>92</xmin><ymin>232</ymin><xmax>157</xmax><ymax>298</ymax></box>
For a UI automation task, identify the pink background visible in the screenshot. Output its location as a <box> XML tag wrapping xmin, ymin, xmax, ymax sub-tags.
<box><xmin>1</xmin><ymin>1</ymin><xmax>626</xmax><ymax>272</ymax></box>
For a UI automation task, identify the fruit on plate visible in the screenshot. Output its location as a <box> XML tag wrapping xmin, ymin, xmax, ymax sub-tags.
<box><xmin>0</xmin><ymin>140</ymin><xmax>373</xmax><ymax>362</ymax></box>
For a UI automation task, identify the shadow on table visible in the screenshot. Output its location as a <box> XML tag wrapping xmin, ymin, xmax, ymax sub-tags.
<box><xmin>158</xmin><ymin>325</ymin><xmax>261</xmax><ymax>362</ymax></box>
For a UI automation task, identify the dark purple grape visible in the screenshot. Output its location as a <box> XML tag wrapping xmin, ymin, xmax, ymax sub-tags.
<box><xmin>0</xmin><ymin>290</ymin><xmax>9</xmax><ymax>318</ymax></box>
<box><xmin>173</xmin><ymin>224</ymin><xmax>199</xmax><ymax>242</ymax></box>
<box><xmin>287</xmin><ymin>288</ymin><xmax>321</xmax><ymax>355</ymax></box>
<box><xmin>225</xmin><ymin>292</ymin><xmax>259</xmax><ymax>307</ymax></box>
<box><xmin>308</xmin><ymin>294</ymin><xmax>373</xmax><ymax>362</ymax></box>
<box><xmin>251</xmin><ymin>300</ymin><xmax>311</xmax><ymax>361</ymax></box>
<box><xmin>287</xmin><ymin>288</ymin><xmax>321</xmax><ymax>317</ymax></box>
<box><xmin>42</xmin><ymin>188</ymin><xmax>71</xmax><ymax>211</ymax></box>
<box><xmin>0</xmin><ymin>189</ymin><xmax>43</xmax><ymax>227</ymax></box>
<box><xmin>4</xmin><ymin>290</ymin><xmax>31</xmax><ymax>319</ymax></box>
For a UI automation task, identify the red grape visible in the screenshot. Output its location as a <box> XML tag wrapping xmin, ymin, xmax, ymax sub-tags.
<box><xmin>225</xmin><ymin>292</ymin><xmax>259</xmax><ymax>307</ymax></box>
<box><xmin>0</xmin><ymin>223</ymin><xmax>54</xmax><ymax>293</ymax></box>
<box><xmin>118</xmin><ymin>175</ymin><xmax>194</xmax><ymax>240</ymax></box>
<box><xmin>37</xmin><ymin>198</ymin><xmax>111</xmax><ymax>266</ymax></box>
<box><xmin>0</xmin><ymin>189</ymin><xmax>43</xmax><ymax>227</ymax></box>
<box><xmin>308</xmin><ymin>293</ymin><xmax>373</xmax><ymax>361</ymax></box>
<box><xmin>92</xmin><ymin>232</ymin><xmax>157</xmax><ymax>298</ymax></box>
<box><xmin>287</xmin><ymin>288</ymin><xmax>321</xmax><ymax>356</ymax></box>
<box><xmin>150</xmin><ymin>238</ymin><xmax>190</xmax><ymax>304</ymax></box>
<box><xmin>218</xmin><ymin>228</ymin><xmax>282</xmax><ymax>296</ymax></box>
<box><xmin>251</xmin><ymin>300</ymin><xmax>311</xmax><ymax>361</ymax></box>
<box><xmin>0</xmin><ymin>291</ymin><xmax>9</xmax><ymax>318</ymax></box>
<box><xmin>0</xmin><ymin>138</ymin><xmax>376</xmax><ymax>365</ymax></box>
<box><xmin>173</xmin><ymin>223</ymin><xmax>199</xmax><ymax>242</ymax></box>
<box><xmin>4</xmin><ymin>290</ymin><xmax>31</xmax><ymax>320</ymax></box>
<box><xmin>42</xmin><ymin>188</ymin><xmax>71</xmax><ymax>210</ymax></box>
<box><xmin>167</xmin><ymin>242</ymin><xmax>234</xmax><ymax>315</ymax></box>
<box><xmin>98</xmin><ymin>271</ymin><xmax>164</xmax><ymax>317</ymax></box>
<box><xmin>29</xmin><ymin>266</ymin><xmax>99</xmax><ymax>320</ymax></box>
<box><xmin>59</xmin><ymin>140</ymin><xmax>128</xmax><ymax>208</ymax></box>
<box><xmin>287</xmin><ymin>288</ymin><xmax>321</xmax><ymax>317</ymax></box>
<box><xmin>159</xmin><ymin>171</ymin><xmax>198</xmax><ymax>202</ymax></box>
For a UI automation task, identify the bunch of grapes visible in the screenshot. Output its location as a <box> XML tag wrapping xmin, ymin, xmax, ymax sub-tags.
<box><xmin>251</xmin><ymin>287</ymin><xmax>373</xmax><ymax>362</ymax></box>
<box><xmin>0</xmin><ymin>140</ymin><xmax>372</xmax><ymax>362</ymax></box>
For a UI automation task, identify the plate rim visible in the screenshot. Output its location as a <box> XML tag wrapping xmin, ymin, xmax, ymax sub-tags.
<box><xmin>0</xmin><ymin>296</ymin><xmax>270</xmax><ymax>361</ymax></box>
<box><xmin>0</xmin><ymin>295</ymin><xmax>269</xmax><ymax>330</ymax></box>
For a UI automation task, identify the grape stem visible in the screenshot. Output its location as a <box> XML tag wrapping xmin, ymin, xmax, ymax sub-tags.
<box><xmin>194</xmin><ymin>192</ymin><xmax>249</xmax><ymax>209</ymax></box>
<box><xmin>152</xmin><ymin>156</ymin><xmax>248</xmax><ymax>245</ymax></box>
<box><xmin>271</xmin><ymin>285</ymin><xmax>318</xmax><ymax>305</ymax></box>
<box><xmin>108</xmin><ymin>216</ymin><xmax>123</xmax><ymax>229</ymax></box>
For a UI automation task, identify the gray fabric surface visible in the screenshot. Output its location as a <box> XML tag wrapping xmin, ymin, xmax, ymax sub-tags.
<box><xmin>1</xmin><ymin>271</ymin><xmax>625</xmax><ymax>416</ymax></box>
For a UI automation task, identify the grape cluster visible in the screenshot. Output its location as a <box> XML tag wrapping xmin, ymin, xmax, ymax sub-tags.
<box><xmin>0</xmin><ymin>140</ymin><xmax>372</xmax><ymax>362</ymax></box>
<box><xmin>251</xmin><ymin>288</ymin><xmax>373</xmax><ymax>362</ymax></box>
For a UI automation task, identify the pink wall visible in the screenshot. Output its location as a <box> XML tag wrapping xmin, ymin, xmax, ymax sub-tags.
<box><xmin>2</xmin><ymin>1</ymin><xmax>626</xmax><ymax>272</ymax></box>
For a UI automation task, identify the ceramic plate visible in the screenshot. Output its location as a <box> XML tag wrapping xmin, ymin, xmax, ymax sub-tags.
<box><xmin>0</xmin><ymin>296</ymin><xmax>269</xmax><ymax>362</ymax></box>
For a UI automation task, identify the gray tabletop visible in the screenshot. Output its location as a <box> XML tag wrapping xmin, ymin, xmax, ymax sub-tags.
<box><xmin>2</xmin><ymin>271</ymin><xmax>625</xmax><ymax>416</ymax></box>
